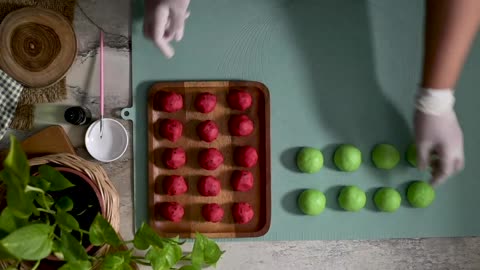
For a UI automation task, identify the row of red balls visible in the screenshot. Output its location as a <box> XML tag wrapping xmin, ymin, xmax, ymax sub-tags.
<box><xmin>159</xmin><ymin>201</ymin><xmax>254</xmax><ymax>224</ymax></box>
<box><xmin>162</xmin><ymin>172</ymin><xmax>254</xmax><ymax>197</ymax></box>
<box><xmin>162</xmin><ymin>146</ymin><xmax>258</xmax><ymax>170</ymax></box>
<box><xmin>159</xmin><ymin>114</ymin><xmax>255</xmax><ymax>144</ymax></box>
<box><xmin>157</xmin><ymin>89</ymin><xmax>253</xmax><ymax>113</ymax></box>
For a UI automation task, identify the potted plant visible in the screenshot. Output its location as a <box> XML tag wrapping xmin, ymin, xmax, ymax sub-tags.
<box><xmin>0</xmin><ymin>136</ymin><xmax>223</xmax><ymax>270</ymax></box>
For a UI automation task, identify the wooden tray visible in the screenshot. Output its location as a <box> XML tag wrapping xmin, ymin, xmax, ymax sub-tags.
<box><xmin>147</xmin><ymin>81</ymin><xmax>271</xmax><ymax>238</ymax></box>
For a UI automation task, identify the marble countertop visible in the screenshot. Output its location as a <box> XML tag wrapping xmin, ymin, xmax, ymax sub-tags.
<box><xmin>2</xmin><ymin>0</ymin><xmax>480</xmax><ymax>269</ymax></box>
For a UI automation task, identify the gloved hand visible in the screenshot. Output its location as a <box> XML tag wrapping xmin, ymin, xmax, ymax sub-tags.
<box><xmin>144</xmin><ymin>0</ymin><xmax>191</xmax><ymax>58</ymax></box>
<box><xmin>414</xmin><ymin>88</ymin><xmax>464</xmax><ymax>185</ymax></box>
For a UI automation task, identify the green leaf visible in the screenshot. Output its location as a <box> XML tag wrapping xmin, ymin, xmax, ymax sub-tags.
<box><xmin>35</xmin><ymin>193</ymin><xmax>54</xmax><ymax>210</ymax></box>
<box><xmin>146</xmin><ymin>243</ymin><xmax>182</xmax><ymax>270</ymax></box>
<box><xmin>133</xmin><ymin>223</ymin><xmax>171</xmax><ymax>250</ymax></box>
<box><xmin>55</xmin><ymin>196</ymin><xmax>74</xmax><ymax>212</ymax></box>
<box><xmin>179</xmin><ymin>266</ymin><xmax>201</xmax><ymax>270</ymax></box>
<box><xmin>59</xmin><ymin>230</ymin><xmax>89</xmax><ymax>262</ymax></box>
<box><xmin>0</xmin><ymin>207</ymin><xmax>28</xmax><ymax>237</ymax></box>
<box><xmin>30</xmin><ymin>176</ymin><xmax>51</xmax><ymax>191</ymax></box>
<box><xmin>0</xmin><ymin>224</ymin><xmax>53</xmax><ymax>260</ymax></box>
<box><xmin>0</xmin><ymin>243</ymin><xmax>15</xmax><ymax>260</ymax></box>
<box><xmin>89</xmin><ymin>214</ymin><xmax>122</xmax><ymax>247</ymax></box>
<box><xmin>101</xmin><ymin>252</ymin><xmax>134</xmax><ymax>270</ymax></box>
<box><xmin>38</xmin><ymin>165</ymin><xmax>74</xmax><ymax>191</ymax></box>
<box><xmin>56</xmin><ymin>211</ymin><xmax>80</xmax><ymax>233</ymax></box>
<box><xmin>59</xmin><ymin>260</ymin><xmax>92</xmax><ymax>270</ymax></box>
<box><xmin>0</xmin><ymin>170</ymin><xmax>34</xmax><ymax>219</ymax></box>
<box><xmin>191</xmin><ymin>233</ymin><xmax>224</xmax><ymax>267</ymax></box>
<box><xmin>3</xmin><ymin>136</ymin><xmax>29</xmax><ymax>186</ymax></box>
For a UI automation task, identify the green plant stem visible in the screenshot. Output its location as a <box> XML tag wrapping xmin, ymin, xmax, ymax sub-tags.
<box><xmin>37</xmin><ymin>208</ymin><xmax>55</xmax><ymax>214</ymax></box>
<box><xmin>123</xmin><ymin>240</ymin><xmax>134</xmax><ymax>244</ymax></box>
<box><xmin>76</xmin><ymin>228</ymin><xmax>89</xmax><ymax>234</ymax></box>
<box><xmin>25</xmin><ymin>185</ymin><xmax>45</xmax><ymax>194</ymax></box>
<box><xmin>31</xmin><ymin>260</ymin><xmax>41</xmax><ymax>270</ymax></box>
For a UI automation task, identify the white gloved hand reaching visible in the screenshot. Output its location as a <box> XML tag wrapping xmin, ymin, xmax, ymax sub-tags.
<box><xmin>414</xmin><ymin>88</ymin><xmax>464</xmax><ymax>185</ymax></box>
<box><xmin>144</xmin><ymin>0</ymin><xmax>191</xmax><ymax>58</ymax></box>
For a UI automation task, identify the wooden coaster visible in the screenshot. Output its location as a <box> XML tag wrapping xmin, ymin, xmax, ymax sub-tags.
<box><xmin>0</xmin><ymin>7</ymin><xmax>76</xmax><ymax>88</ymax></box>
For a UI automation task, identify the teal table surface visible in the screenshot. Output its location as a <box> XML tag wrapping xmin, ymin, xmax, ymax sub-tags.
<box><xmin>124</xmin><ymin>0</ymin><xmax>480</xmax><ymax>240</ymax></box>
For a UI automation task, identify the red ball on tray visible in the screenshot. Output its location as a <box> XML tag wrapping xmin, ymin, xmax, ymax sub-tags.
<box><xmin>202</xmin><ymin>203</ymin><xmax>224</xmax><ymax>223</ymax></box>
<box><xmin>159</xmin><ymin>119</ymin><xmax>183</xmax><ymax>142</ymax></box>
<box><xmin>160</xmin><ymin>202</ymin><xmax>185</xmax><ymax>222</ymax></box>
<box><xmin>197</xmin><ymin>176</ymin><xmax>221</xmax><ymax>197</ymax></box>
<box><xmin>162</xmin><ymin>147</ymin><xmax>187</xmax><ymax>169</ymax></box>
<box><xmin>157</xmin><ymin>92</ymin><xmax>183</xmax><ymax>113</ymax></box>
<box><xmin>195</xmin><ymin>92</ymin><xmax>217</xmax><ymax>113</ymax></box>
<box><xmin>227</xmin><ymin>89</ymin><xmax>252</xmax><ymax>111</ymax></box>
<box><xmin>231</xmin><ymin>170</ymin><xmax>254</xmax><ymax>192</ymax></box>
<box><xmin>162</xmin><ymin>175</ymin><xmax>188</xmax><ymax>195</ymax></box>
<box><xmin>234</xmin><ymin>146</ymin><xmax>258</xmax><ymax>168</ymax></box>
<box><xmin>196</xmin><ymin>120</ymin><xmax>219</xmax><ymax>142</ymax></box>
<box><xmin>232</xmin><ymin>202</ymin><xmax>254</xmax><ymax>224</ymax></box>
<box><xmin>198</xmin><ymin>148</ymin><xmax>224</xmax><ymax>170</ymax></box>
<box><xmin>229</xmin><ymin>115</ymin><xmax>254</xmax><ymax>136</ymax></box>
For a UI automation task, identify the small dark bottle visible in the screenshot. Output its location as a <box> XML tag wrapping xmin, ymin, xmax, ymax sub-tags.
<box><xmin>64</xmin><ymin>106</ymin><xmax>92</xmax><ymax>125</ymax></box>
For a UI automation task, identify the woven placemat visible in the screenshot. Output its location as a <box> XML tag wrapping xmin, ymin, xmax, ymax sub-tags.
<box><xmin>0</xmin><ymin>0</ymin><xmax>76</xmax><ymax>130</ymax></box>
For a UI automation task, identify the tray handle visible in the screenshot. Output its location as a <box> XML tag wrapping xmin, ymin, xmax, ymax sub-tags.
<box><xmin>121</xmin><ymin>107</ymin><xmax>135</xmax><ymax>121</ymax></box>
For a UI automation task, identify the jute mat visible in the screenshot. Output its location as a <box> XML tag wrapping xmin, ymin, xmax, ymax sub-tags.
<box><xmin>0</xmin><ymin>0</ymin><xmax>76</xmax><ymax>130</ymax></box>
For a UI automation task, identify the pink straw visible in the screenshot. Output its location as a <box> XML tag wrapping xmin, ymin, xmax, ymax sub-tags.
<box><xmin>100</xmin><ymin>31</ymin><xmax>104</xmax><ymax>118</ymax></box>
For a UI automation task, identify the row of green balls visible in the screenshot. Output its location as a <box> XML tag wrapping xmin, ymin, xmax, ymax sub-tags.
<box><xmin>297</xmin><ymin>144</ymin><xmax>417</xmax><ymax>173</ymax></box>
<box><xmin>298</xmin><ymin>181</ymin><xmax>436</xmax><ymax>215</ymax></box>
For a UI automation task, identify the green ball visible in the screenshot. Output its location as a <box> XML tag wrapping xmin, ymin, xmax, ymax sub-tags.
<box><xmin>298</xmin><ymin>189</ymin><xmax>326</xmax><ymax>215</ymax></box>
<box><xmin>296</xmin><ymin>147</ymin><xmax>324</xmax><ymax>173</ymax></box>
<box><xmin>407</xmin><ymin>181</ymin><xmax>435</xmax><ymax>208</ymax></box>
<box><xmin>374</xmin><ymin>187</ymin><xmax>402</xmax><ymax>212</ymax></box>
<box><xmin>406</xmin><ymin>143</ymin><xmax>417</xmax><ymax>167</ymax></box>
<box><xmin>338</xmin><ymin>185</ymin><xmax>366</xmax><ymax>212</ymax></box>
<box><xmin>372</xmin><ymin>144</ymin><xmax>400</xmax><ymax>170</ymax></box>
<box><xmin>334</xmin><ymin>144</ymin><xmax>362</xmax><ymax>172</ymax></box>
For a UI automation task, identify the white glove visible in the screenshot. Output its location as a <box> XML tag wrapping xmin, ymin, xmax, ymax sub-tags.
<box><xmin>414</xmin><ymin>88</ymin><xmax>464</xmax><ymax>185</ymax></box>
<box><xmin>144</xmin><ymin>0</ymin><xmax>190</xmax><ymax>58</ymax></box>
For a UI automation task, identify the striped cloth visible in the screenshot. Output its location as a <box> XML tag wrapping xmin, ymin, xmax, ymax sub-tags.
<box><xmin>0</xmin><ymin>69</ymin><xmax>23</xmax><ymax>140</ymax></box>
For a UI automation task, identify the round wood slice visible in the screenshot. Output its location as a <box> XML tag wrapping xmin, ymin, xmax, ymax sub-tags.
<box><xmin>0</xmin><ymin>7</ymin><xmax>77</xmax><ymax>88</ymax></box>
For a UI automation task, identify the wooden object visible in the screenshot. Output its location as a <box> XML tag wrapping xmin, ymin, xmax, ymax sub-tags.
<box><xmin>148</xmin><ymin>81</ymin><xmax>271</xmax><ymax>238</ymax></box>
<box><xmin>0</xmin><ymin>7</ymin><xmax>76</xmax><ymax>88</ymax></box>
<box><xmin>21</xmin><ymin>125</ymin><xmax>76</xmax><ymax>157</ymax></box>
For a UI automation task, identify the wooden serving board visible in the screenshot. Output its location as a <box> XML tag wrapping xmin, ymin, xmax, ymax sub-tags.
<box><xmin>147</xmin><ymin>81</ymin><xmax>271</xmax><ymax>238</ymax></box>
<box><xmin>0</xmin><ymin>126</ymin><xmax>75</xmax><ymax>160</ymax></box>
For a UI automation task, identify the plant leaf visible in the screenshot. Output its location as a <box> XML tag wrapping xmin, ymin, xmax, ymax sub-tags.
<box><xmin>0</xmin><ymin>207</ymin><xmax>28</xmax><ymax>237</ymax></box>
<box><xmin>55</xmin><ymin>196</ymin><xmax>74</xmax><ymax>212</ymax></box>
<box><xmin>3</xmin><ymin>136</ymin><xmax>29</xmax><ymax>186</ymax></box>
<box><xmin>89</xmin><ymin>214</ymin><xmax>122</xmax><ymax>247</ymax></box>
<box><xmin>56</xmin><ymin>211</ymin><xmax>80</xmax><ymax>233</ymax></box>
<box><xmin>30</xmin><ymin>176</ymin><xmax>51</xmax><ymax>191</ymax></box>
<box><xmin>133</xmin><ymin>223</ymin><xmax>171</xmax><ymax>250</ymax></box>
<box><xmin>191</xmin><ymin>233</ymin><xmax>224</xmax><ymax>267</ymax></box>
<box><xmin>38</xmin><ymin>165</ymin><xmax>74</xmax><ymax>191</ymax></box>
<box><xmin>35</xmin><ymin>193</ymin><xmax>54</xmax><ymax>210</ymax></box>
<box><xmin>146</xmin><ymin>243</ymin><xmax>182</xmax><ymax>270</ymax></box>
<box><xmin>0</xmin><ymin>170</ymin><xmax>34</xmax><ymax>219</ymax></box>
<box><xmin>101</xmin><ymin>254</ymin><xmax>130</xmax><ymax>270</ymax></box>
<box><xmin>179</xmin><ymin>266</ymin><xmax>201</xmax><ymax>270</ymax></box>
<box><xmin>0</xmin><ymin>224</ymin><xmax>53</xmax><ymax>260</ymax></box>
<box><xmin>60</xmin><ymin>230</ymin><xmax>89</xmax><ymax>262</ymax></box>
<box><xmin>59</xmin><ymin>260</ymin><xmax>92</xmax><ymax>270</ymax></box>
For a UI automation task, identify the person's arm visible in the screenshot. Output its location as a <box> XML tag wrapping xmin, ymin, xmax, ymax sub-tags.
<box><xmin>422</xmin><ymin>0</ymin><xmax>480</xmax><ymax>88</ymax></box>
<box><xmin>415</xmin><ymin>0</ymin><xmax>480</xmax><ymax>185</ymax></box>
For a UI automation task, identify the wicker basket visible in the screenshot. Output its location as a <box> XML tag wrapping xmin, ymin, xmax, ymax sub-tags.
<box><xmin>0</xmin><ymin>153</ymin><xmax>120</xmax><ymax>269</ymax></box>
